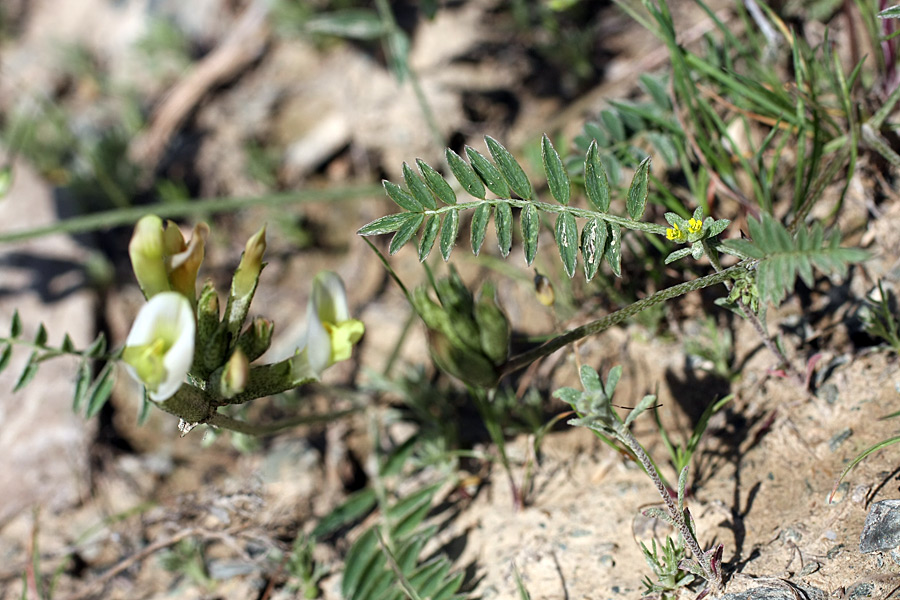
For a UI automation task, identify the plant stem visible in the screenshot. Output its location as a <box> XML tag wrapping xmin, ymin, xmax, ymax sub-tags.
<box><xmin>618</xmin><ymin>425</ymin><xmax>723</xmax><ymax>593</ymax></box>
<box><xmin>207</xmin><ymin>407</ymin><xmax>360</xmax><ymax>436</ymax></box>
<box><xmin>501</xmin><ymin>264</ymin><xmax>747</xmax><ymax>377</ymax></box>
<box><xmin>0</xmin><ymin>184</ymin><xmax>381</xmax><ymax>244</ymax></box>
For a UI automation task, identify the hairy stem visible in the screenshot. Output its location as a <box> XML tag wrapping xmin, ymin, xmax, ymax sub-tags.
<box><xmin>207</xmin><ymin>407</ymin><xmax>360</xmax><ymax>436</ymax></box>
<box><xmin>618</xmin><ymin>425</ymin><xmax>723</xmax><ymax>592</ymax></box>
<box><xmin>501</xmin><ymin>263</ymin><xmax>747</xmax><ymax>377</ymax></box>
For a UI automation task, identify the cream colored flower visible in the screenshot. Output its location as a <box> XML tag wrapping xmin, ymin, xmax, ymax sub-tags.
<box><xmin>122</xmin><ymin>292</ymin><xmax>195</xmax><ymax>401</ymax></box>
<box><xmin>301</xmin><ymin>271</ymin><xmax>364</xmax><ymax>375</ymax></box>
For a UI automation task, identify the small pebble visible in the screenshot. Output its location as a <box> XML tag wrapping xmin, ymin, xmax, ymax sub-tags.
<box><xmin>860</xmin><ymin>500</ymin><xmax>900</xmax><ymax>553</ymax></box>
<box><xmin>829</xmin><ymin>428</ymin><xmax>853</xmax><ymax>452</ymax></box>
<box><xmin>826</xmin><ymin>544</ymin><xmax>844</xmax><ymax>559</ymax></box>
<box><xmin>820</xmin><ymin>383</ymin><xmax>839</xmax><ymax>404</ymax></box>
<box><xmin>891</xmin><ymin>548</ymin><xmax>900</xmax><ymax>566</ymax></box>
<box><xmin>824</xmin><ymin>530</ymin><xmax>837</xmax><ymax>541</ymax></box>
<box><xmin>848</xmin><ymin>582</ymin><xmax>874</xmax><ymax>600</ymax></box>
<box><xmin>599</xmin><ymin>555</ymin><xmax>615</xmax><ymax>567</ymax></box>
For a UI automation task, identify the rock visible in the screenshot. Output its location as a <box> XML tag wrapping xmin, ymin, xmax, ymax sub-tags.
<box><xmin>723</xmin><ymin>585</ymin><xmax>825</xmax><ymax>600</ymax></box>
<box><xmin>859</xmin><ymin>499</ymin><xmax>900</xmax><ymax>553</ymax></box>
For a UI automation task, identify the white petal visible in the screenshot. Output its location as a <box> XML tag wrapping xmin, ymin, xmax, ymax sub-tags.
<box><xmin>305</xmin><ymin>292</ymin><xmax>332</xmax><ymax>375</ymax></box>
<box><xmin>125</xmin><ymin>292</ymin><xmax>196</xmax><ymax>401</ymax></box>
<box><xmin>312</xmin><ymin>271</ymin><xmax>350</xmax><ymax>324</ymax></box>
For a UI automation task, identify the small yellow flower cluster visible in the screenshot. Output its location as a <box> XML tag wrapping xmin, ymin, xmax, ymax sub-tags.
<box><xmin>666</xmin><ymin>223</ymin><xmax>686</xmax><ymax>242</ymax></box>
<box><xmin>666</xmin><ymin>217</ymin><xmax>703</xmax><ymax>242</ymax></box>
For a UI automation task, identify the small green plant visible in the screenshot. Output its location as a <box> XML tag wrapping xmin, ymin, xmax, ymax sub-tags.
<box><xmin>655</xmin><ymin>394</ymin><xmax>732</xmax><ymax>486</ymax></box>
<box><xmin>860</xmin><ymin>281</ymin><xmax>900</xmax><ymax>355</ymax></box>
<box><xmin>555</xmin><ymin>365</ymin><xmax>724</xmax><ymax>596</ymax></box>
<box><xmin>282</xmin><ymin>535</ymin><xmax>329</xmax><ymax>598</ymax></box>
<box><xmin>640</xmin><ymin>535</ymin><xmax>694</xmax><ymax>600</ymax></box>
<box><xmin>158</xmin><ymin>538</ymin><xmax>214</xmax><ymax>590</ymax></box>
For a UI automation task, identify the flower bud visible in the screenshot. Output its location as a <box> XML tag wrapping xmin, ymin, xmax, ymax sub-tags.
<box><xmin>122</xmin><ymin>291</ymin><xmax>195</xmax><ymax>401</ymax></box>
<box><xmin>233</xmin><ymin>225</ymin><xmax>267</xmax><ymax>300</ymax></box>
<box><xmin>237</xmin><ymin>316</ymin><xmax>274</xmax><ymax>362</ymax></box>
<box><xmin>129</xmin><ymin>215</ymin><xmax>170</xmax><ymax>298</ymax></box>
<box><xmin>533</xmin><ymin>271</ymin><xmax>555</xmax><ymax>307</ymax></box>
<box><xmin>166</xmin><ymin>222</ymin><xmax>209</xmax><ymax>301</ymax></box>
<box><xmin>220</xmin><ymin>348</ymin><xmax>249</xmax><ymax>399</ymax></box>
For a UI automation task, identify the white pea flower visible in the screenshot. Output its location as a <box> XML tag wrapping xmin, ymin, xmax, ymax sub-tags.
<box><xmin>301</xmin><ymin>271</ymin><xmax>364</xmax><ymax>375</ymax></box>
<box><xmin>122</xmin><ymin>291</ymin><xmax>196</xmax><ymax>401</ymax></box>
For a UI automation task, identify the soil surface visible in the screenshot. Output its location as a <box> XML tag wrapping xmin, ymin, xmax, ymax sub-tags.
<box><xmin>1</xmin><ymin>1</ymin><xmax>899</xmax><ymax>599</ymax></box>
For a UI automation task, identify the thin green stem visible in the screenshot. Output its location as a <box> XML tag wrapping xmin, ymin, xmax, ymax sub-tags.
<box><xmin>0</xmin><ymin>184</ymin><xmax>381</xmax><ymax>244</ymax></box>
<box><xmin>501</xmin><ymin>264</ymin><xmax>748</xmax><ymax>377</ymax></box>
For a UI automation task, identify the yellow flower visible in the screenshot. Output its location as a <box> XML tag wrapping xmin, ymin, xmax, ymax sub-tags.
<box><xmin>666</xmin><ymin>223</ymin><xmax>686</xmax><ymax>242</ymax></box>
<box><xmin>688</xmin><ymin>217</ymin><xmax>703</xmax><ymax>234</ymax></box>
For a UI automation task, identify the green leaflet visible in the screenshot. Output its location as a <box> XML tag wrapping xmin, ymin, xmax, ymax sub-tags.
<box><xmin>486</xmin><ymin>136</ymin><xmax>532</xmax><ymax>199</ymax></box>
<box><xmin>383</xmin><ymin>179</ymin><xmax>422</xmax><ymax>212</ymax></box>
<box><xmin>440</xmin><ymin>209</ymin><xmax>460</xmax><ymax>261</ymax></box>
<box><xmin>417</xmin><ymin>158</ymin><xmax>456</xmax><ymax>205</ymax></box>
<box><xmin>584</xmin><ymin>140</ymin><xmax>611</xmax><ymax>212</ymax></box>
<box><xmin>403</xmin><ymin>162</ymin><xmax>437</xmax><ymax>210</ymax></box>
<box><xmin>627</xmin><ymin>156</ymin><xmax>651</xmax><ymax>220</ymax></box>
<box><xmin>607</xmin><ymin>224</ymin><xmax>622</xmax><ymax>277</ymax></box>
<box><xmin>521</xmin><ymin>203</ymin><xmax>539</xmax><ymax>266</ymax></box>
<box><xmin>555</xmin><ymin>212</ymin><xmax>578</xmax><ymax>278</ymax></box>
<box><xmin>581</xmin><ymin>218</ymin><xmax>608</xmax><ymax>281</ymax></box>
<box><xmin>389</xmin><ymin>213</ymin><xmax>424</xmax><ymax>254</ymax></box>
<box><xmin>495</xmin><ymin>201</ymin><xmax>513</xmax><ymax>257</ymax></box>
<box><xmin>471</xmin><ymin>203</ymin><xmax>491</xmax><ymax>255</ymax></box>
<box><xmin>542</xmin><ymin>135</ymin><xmax>570</xmax><ymax>205</ymax></box>
<box><xmin>466</xmin><ymin>146</ymin><xmax>510</xmax><ymax>197</ymax></box>
<box><xmin>418</xmin><ymin>215</ymin><xmax>440</xmax><ymax>261</ymax></box>
<box><xmin>446</xmin><ymin>148</ymin><xmax>486</xmax><ymax>199</ymax></box>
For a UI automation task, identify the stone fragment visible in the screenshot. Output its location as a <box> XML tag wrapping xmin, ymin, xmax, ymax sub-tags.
<box><xmin>723</xmin><ymin>585</ymin><xmax>825</xmax><ymax>600</ymax></box>
<box><xmin>860</xmin><ymin>499</ymin><xmax>900</xmax><ymax>553</ymax></box>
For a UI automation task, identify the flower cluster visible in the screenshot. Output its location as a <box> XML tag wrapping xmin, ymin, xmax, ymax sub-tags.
<box><xmin>122</xmin><ymin>216</ymin><xmax>364</xmax><ymax>425</ymax></box>
<box><xmin>662</xmin><ymin>208</ymin><xmax>730</xmax><ymax>265</ymax></box>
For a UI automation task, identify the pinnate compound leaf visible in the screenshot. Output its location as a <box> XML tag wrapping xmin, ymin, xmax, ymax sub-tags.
<box><xmin>358</xmin><ymin>213</ymin><xmax>416</xmax><ymax>236</ymax></box>
<box><xmin>389</xmin><ymin>213</ymin><xmax>424</xmax><ymax>255</ymax></box>
<box><xmin>403</xmin><ymin>162</ymin><xmax>436</xmax><ymax>210</ymax></box>
<box><xmin>341</xmin><ymin>528</ymin><xmax>379</xmax><ymax>598</ymax></box>
<box><xmin>555</xmin><ymin>213</ymin><xmax>578</xmax><ymax>278</ymax></box>
<box><xmin>541</xmin><ymin>135</ymin><xmax>570</xmax><ymax>205</ymax></box>
<box><xmin>521</xmin><ymin>203</ymin><xmax>539</xmax><ymax>266</ymax></box>
<box><xmin>471</xmin><ymin>203</ymin><xmax>491</xmax><ymax>255</ymax></box>
<box><xmin>626</xmin><ymin>156</ymin><xmax>651</xmax><ymax>220</ymax></box>
<box><xmin>581</xmin><ymin>218</ymin><xmax>608</xmax><ymax>281</ymax></box>
<box><xmin>606</xmin><ymin>225</ymin><xmax>622</xmax><ymax>277</ymax></box>
<box><xmin>730</xmin><ymin>214</ymin><xmax>867</xmax><ymax>306</ymax></box>
<box><xmin>86</xmin><ymin>361</ymin><xmax>116</xmax><ymax>418</ymax></box>
<box><xmin>418</xmin><ymin>215</ymin><xmax>440</xmax><ymax>261</ymax></box>
<box><xmin>466</xmin><ymin>147</ymin><xmax>510</xmax><ymax>197</ymax></box>
<box><xmin>440</xmin><ymin>209</ymin><xmax>460</xmax><ymax>261</ymax></box>
<box><xmin>486</xmin><ymin>136</ymin><xmax>532</xmax><ymax>199</ymax></box>
<box><xmin>495</xmin><ymin>201</ymin><xmax>513</xmax><ymax>257</ymax></box>
<box><xmin>417</xmin><ymin>158</ymin><xmax>456</xmax><ymax>205</ymax></box>
<box><xmin>446</xmin><ymin>149</ymin><xmax>486</xmax><ymax>199</ymax></box>
<box><xmin>584</xmin><ymin>141</ymin><xmax>610</xmax><ymax>212</ymax></box>
<box><xmin>383</xmin><ymin>180</ymin><xmax>422</xmax><ymax>212</ymax></box>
